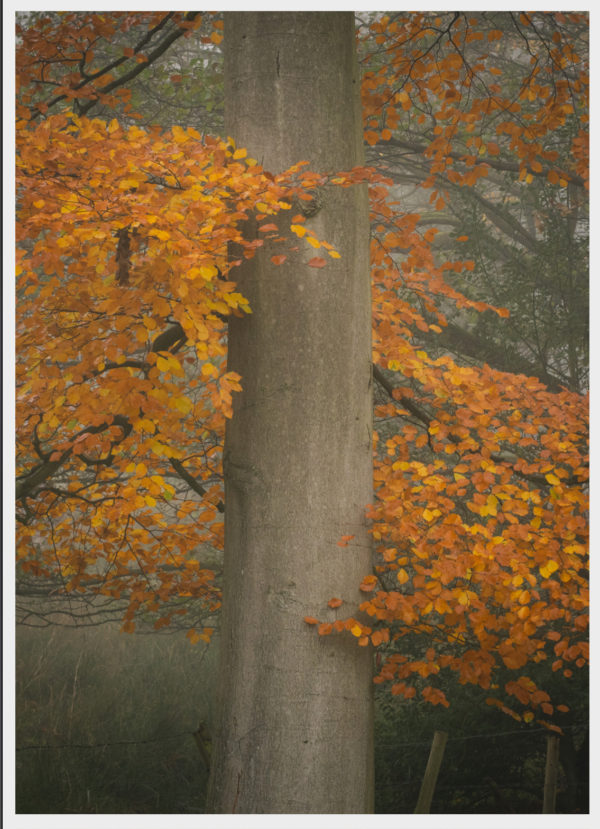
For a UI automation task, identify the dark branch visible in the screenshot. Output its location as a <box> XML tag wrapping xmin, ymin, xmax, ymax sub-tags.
<box><xmin>373</xmin><ymin>364</ymin><xmax>432</xmax><ymax>426</ymax></box>
<box><xmin>418</xmin><ymin>321</ymin><xmax>565</xmax><ymax>393</ymax></box>
<box><xmin>16</xmin><ymin>415</ymin><xmax>132</xmax><ymax>502</ymax></box>
<box><xmin>151</xmin><ymin>323</ymin><xmax>187</xmax><ymax>354</ymax></box>
<box><xmin>377</xmin><ymin>136</ymin><xmax>586</xmax><ymax>189</ymax></box>
<box><xmin>169</xmin><ymin>458</ymin><xmax>225</xmax><ymax>513</ymax></box>
<box><xmin>30</xmin><ymin>12</ymin><xmax>201</xmax><ymax>120</ymax></box>
<box><xmin>77</xmin><ymin>12</ymin><xmax>201</xmax><ymax>118</ymax></box>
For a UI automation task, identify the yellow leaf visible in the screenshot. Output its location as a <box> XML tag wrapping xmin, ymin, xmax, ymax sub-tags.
<box><xmin>486</xmin><ymin>494</ymin><xmax>498</xmax><ymax>516</ymax></box>
<box><xmin>135</xmin><ymin>418</ymin><xmax>155</xmax><ymax>433</ymax></box>
<box><xmin>172</xmin><ymin>125</ymin><xmax>188</xmax><ymax>143</ymax></box>
<box><xmin>149</xmin><ymin>229</ymin><xmax>171</xmax><ymax>241</ymax></box>
<box><xmin>201</xmin><ymin>363</ymin><xmax>218</xmax><ymax>378</ymax></box>
<box><xmin>174</xmin><ymin>396</ymin><xmax>192</xmax><ymax>414</ymax></box>
<box><xmin>545</xmin><ymin>473</ymin><xmax>561</xmax><ymax>485</ymax></box>
<box><xmin>540</xmin><ymin>560</ymin><xmax>559</xmax><ymax>579</ymax></box>
<box><xmin>199</xmin><ymin>265</ymin><xmax>218</xmax><ymax>280</ymax></box>
<box><xmin>351</xmin><ymin>624</ymin><xmax>363</xmax><ymax>638</ymax></box>
<box><xmin>397</xmin><ymin>568</ymin><xmax>409</xmax><ymax>585</ymax></box>
<box><xmin>291</xmin><ymin>224</ymin><xmax>307</xmax><ymax>237</ymax></box>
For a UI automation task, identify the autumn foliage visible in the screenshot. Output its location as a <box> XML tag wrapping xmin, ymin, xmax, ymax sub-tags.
<box><xmin>15</xmin><ymin>12</ymin><xmax>588</xmax><ymax>724</ymax></box>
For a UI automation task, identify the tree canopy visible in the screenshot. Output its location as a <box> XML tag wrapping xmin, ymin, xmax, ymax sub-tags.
<box><xmin>15</xmin><ymin>11</ymin><xmax>588</xmax><ymax>729</ymax></box>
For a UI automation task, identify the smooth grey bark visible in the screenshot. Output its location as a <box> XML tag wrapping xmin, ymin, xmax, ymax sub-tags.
<box><xmin>206</xmin><ymin>12</ymin><xmax>373</xmax><ymax>814</ymax></box>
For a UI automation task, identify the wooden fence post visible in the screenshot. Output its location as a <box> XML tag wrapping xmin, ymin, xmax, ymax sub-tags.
<box><xmin>414</xmin><ymin>730</ymin><xmax>448</xmax><ymax>814</ymax></box>
<box><xmin>543</xmin><ymin>733</ymin><xmax>560</xmax><ymax>813</ymax></box>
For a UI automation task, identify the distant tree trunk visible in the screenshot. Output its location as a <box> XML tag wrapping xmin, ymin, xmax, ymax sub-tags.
<box><xmin>206</xmin><ymin>12</ymin><xmax>373</xmax><ymax>814</ymax></box>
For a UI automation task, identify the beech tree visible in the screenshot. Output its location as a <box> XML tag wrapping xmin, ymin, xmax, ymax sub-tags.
<box><xmin>206</xmin><ymin>13</ymin><xmax>374</xmax><ymax>812</ymax></box>
<box><xmin>15</xmin><ymin>10</ymin><xmax>588</xmax><ymax>813</ymax></box>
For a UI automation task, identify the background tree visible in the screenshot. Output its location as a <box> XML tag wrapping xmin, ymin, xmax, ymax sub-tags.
<box><xmin>359</xmin><ymin>11</ymin><xmax>588</xmax><ymax>393</ymax></box>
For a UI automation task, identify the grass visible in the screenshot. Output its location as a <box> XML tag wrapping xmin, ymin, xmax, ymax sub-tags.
<box><xmin>16</xmin><ymin>620</ymin><xmax>219</xmax><ymax>813</ymax></box>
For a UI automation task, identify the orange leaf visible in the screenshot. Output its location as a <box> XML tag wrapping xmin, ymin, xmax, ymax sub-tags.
<box><xmin>308</xmin><ymin>257</ymin><xmax>327</xmax><ymax>268</ymax></box>
<box><xmin>337</xmin><ymin>534</ymin><xmax>355</xmax><ymax>546</ymax></box>
<box><xmin>327</xmin><ymin>597</ymin><xmax>343</xmax><ymax>608</ymax></box>
<box><xmin>360</xmin><ymin>575</ymin><xmax>377</xmax><ymax>592</ymax></box>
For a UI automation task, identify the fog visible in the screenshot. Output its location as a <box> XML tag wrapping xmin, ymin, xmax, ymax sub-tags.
<box><xmin>16</xmin><ymin>614</ymin><xmax>219</xmax><ymax>813</ymax></box>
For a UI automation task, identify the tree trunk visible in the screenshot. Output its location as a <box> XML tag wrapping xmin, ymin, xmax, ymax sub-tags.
<box><xmin>206</xmin><ymin>12</ymin><xmax>373</xmax><ymax>814</ymax></box>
